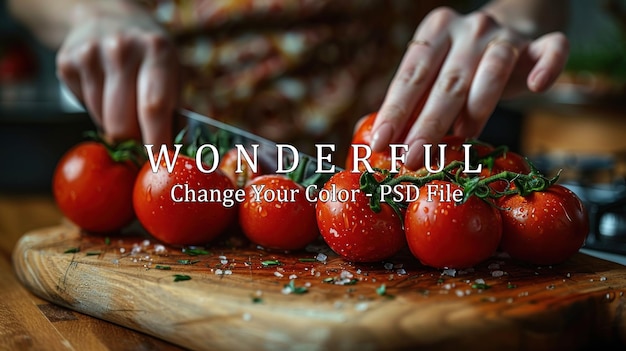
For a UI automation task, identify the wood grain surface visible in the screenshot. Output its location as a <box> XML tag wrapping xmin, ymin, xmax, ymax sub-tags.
<box><xmin>11</xmin><ymin>222</ymin><xmax>626</xmax><ymax>351</ymax></box>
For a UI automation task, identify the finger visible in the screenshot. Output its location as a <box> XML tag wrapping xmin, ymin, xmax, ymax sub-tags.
<box><xmin>526</xmin><ymin>32</ymin><xmax>569</xmax><ymax>92</ymax></box>
<box><xmin>102</xmin><ymin>39</ymin><xmax>141</xmax><ymax>143</ymax></box>
<box><xmin>370</xmin><ymin>8</ymin><xmax>457</xmax><ymax>152</ymax></box>
<box><xmin>137</xmin><ymin>36</ymin><xmax>178</xmax><ymax>146</ymax></box>
<box><xmin>76</xmin><ymin>44</ymin><xmax>105</xmax><ymax>126</ymax></box>
<box><xmin>401</xmin><ymin>36</ymin><xmax>488</xmax><ymax>170</ymax></box>
<box><xmin>454</xmin><ymin>37</ymin><xmax>526</xmax><ymax>138</ymax></box>
<box><xmin>56</xmin><ymin>52</ymin><xmax>85</xmax><ymax>110</ymax></box>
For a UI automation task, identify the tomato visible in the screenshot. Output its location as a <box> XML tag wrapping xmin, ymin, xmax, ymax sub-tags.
<box><xmin>133</xmin><ymin>153</ymin><xmax>237</xmax><ymax>246</ymax></box>
<box><xmin>480</xmin><ymin>150</ymin><xmax>531</xmax><ymax>193</ymax></box>
<box><xmin>430</xmin><ymin>135</ymin><xmax>494</xmax><ymax>169</ymax></box>
<box><xmin>218</xmin><ymin>147</ymin><xmax>263</xmax><ymax>189</ymax></box>
<box><xmin>345</xmin><ymin>112</ymin><xmax>401</xmax><ymax>172</ymax></box>
<box><xmin>239</xmin><ymin>175</ymin><xmax>318</xmax><ymax>250</ymax></box>
<box><xmin>316</xmin><ymin>170</ymin><xmax>406</xmax><ymax>262</ymax></box>
<box><xmin>404</xmin><ymin>180</ymin><xmax>502</xmax><ymax>269</ymax></box>
<box><xmin>497</xmin><ymin>184</ymin><xmax>589</xmax><ymax>265</ymax></box>
<box><xmin>52</xmin><ymin>141</ymin><xmax>138</xmax><ymax>233</ymax></box>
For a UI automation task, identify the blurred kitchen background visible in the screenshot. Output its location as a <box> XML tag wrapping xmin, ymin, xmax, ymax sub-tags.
<box><xmin>1</xmin><ymin>1</ymin><xmax>625</xmax><ymax>260</ymax></box>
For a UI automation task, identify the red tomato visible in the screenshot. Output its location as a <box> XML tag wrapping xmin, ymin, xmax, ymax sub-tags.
<box><xmin>345</xmin><ymin>112</ymin><xmax>401</xmax><ymax>172</ymax></box>
<box><xmin>480</xmin><ymin>151</ymin><xmax>531</xmax><ymax>193</ymax></box>
<box><xmin>404</xmin><ymin>180</ymin><xmax>502</xmax><ymax>269</ymax></box>
<box><xmin>497</xmin><ymin>184</ymin><xmax>589</xmax><ymax>265</ymax></box>
<box><xmin>218</xmin><ymin>147</ymin><xmax>263</xmax><ymax>189</ymax></box>
<box><xmin>239</xmin><ymin>175</ymin><xmax>318</xmax><ymax>251</ymax></box>
<box><xmin>53</xmin><ymin>141</ymin><xmax>138</xmax><ymax>233</ymax></box>
<box><xmin>133</xmin><ymin>153</ymin><xmax>237</xmax><ymax>246</ymax></box>
<box><xmin>430</xmin><ymin>135</ymin><xmax>494</xmax><ymax>169</ymax></box>
<box><xmin>316</xmin><ymin>170</ymin><xmax>406</xmax><ymax>262</ymax></box>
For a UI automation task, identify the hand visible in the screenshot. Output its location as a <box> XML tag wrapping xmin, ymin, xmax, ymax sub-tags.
<box><xmin>56</xmin><ymin>1</ymin><xmax>180</xmax><ymax>146</ymax></box>
<box><xmin>369</xmin><ymin>7</ymin><xmax>569</xmax><ymax>170</ymax></box>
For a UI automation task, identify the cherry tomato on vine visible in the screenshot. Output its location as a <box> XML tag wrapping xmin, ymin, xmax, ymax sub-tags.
<box><xmin>345</xmin><ymin>112</ymin><xmax>402</xmax><ymax>172</ymax></box>
<box><xmin>497</xmin><ymin>184</ymin><xmax>589</xmax><ymax>265</ymax></box>
<box><xmin>316</xmin><ymin>170</ymin><xmax>406</xmax><ymax>262</ymax></box>
<box><xmin>404</xmin><ymin>180</ymin><xmax>502</xmax><ymax>269</ymax></box>
<box><xmin>219</xmin><ymin>147</ymin><xmax>263</xmax><ymax>189</ymax></box>
<box><xmin>239</xmin><ymin>175</ymin><xmax>318</xmax><ymax>251</ymax></box>
<box><xmin>53</xmin><ymin>141</ymin><xmax>139</xmax><ymax>233</ymax></box>
<box><xmin>480</xmin><ymin>150</ymin><xmax>531</xmax><ymax>193</ymax></box>
<box><xmin>133</xmin><ymin>153</ymin><xmax>237</xmax><ymax>246</ymax></box>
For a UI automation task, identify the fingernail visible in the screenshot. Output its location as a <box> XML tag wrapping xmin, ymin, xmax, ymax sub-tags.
<box><xmin>530</xmin><ymin>70</ymin><xmax>547</xmax><ymax>92</ymax></box>
<box><xmin>370</xmin><ymin>123</ymin><xmax>393</xmax><ymax>152</ymax></box>
<box><xmin>404</xmin><ymin>144</ymin><xmax>423</xmax><ymax>171</ymax></box>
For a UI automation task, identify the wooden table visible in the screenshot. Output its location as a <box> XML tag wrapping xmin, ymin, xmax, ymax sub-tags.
<box><xmin>0</xmin><ymin>194</ymin><xmax>184</xmax><ymax>351</ymax></box>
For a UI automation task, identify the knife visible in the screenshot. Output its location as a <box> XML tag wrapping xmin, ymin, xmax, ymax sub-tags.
<box><xmin>177</xmin><ymin>108</ymin><xmax>340</xmax><ymax>182</ymax></box>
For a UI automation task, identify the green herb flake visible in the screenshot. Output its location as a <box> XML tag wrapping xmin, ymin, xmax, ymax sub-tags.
<box><xmin>376</xmin><ymin>284</ymin><xmax>387</xmax><ymax>296</ymax></box>
<box><xmin>64</xmin><ymin>247</ymin><xmax>80</xmax><ymax>254</ymax></box>
<box><xmin>155</xmin><ymin>265</ymin><xmax>171</xmax><ymax>270</ymax></box>
<box><xmin>507</xmin><ymin>282</ymin><xmax>517</xmax><ymax>289</ymax></box>
<box><xmin>178</xmin><ymin>259</ymin><xmax>200</xmax><ymax>265</ymax></box>
<box><xmin>173</xmin><ymin>274</ymin><xmax>192</xmax><ymax>282</ymax></box>
<box><xmin>284</xmin><ymin>279</ymin><xmax>308</xmax><ymax>294</ymax></box>
<box><xmin>261</xmin><ymin>260</ymin><xmax>281</xmax><ymax>267</ymax></box>
<box><xmin>85</xmin><ymin>251</ymin><xmax>102</xmax><ymax>256</ymax></box>
<box><xmin>376</xmin><ymin>284</ymin><xmax>395</xmax><ymax>299</ymax></box>
<box><xmin>471</xmin><ymin>283</ymin><xmax>491</xmax><ymax>290</ymax></box>
<box><xmin>298</xmin><ymin>258</ymin><xmax>317</xmax><ymax>263</ymax></box>
<box><xmin>104</xmin><ymin>237</ymin><xmax>111</xmax><ymax>245</ymax></box>
<box><xmin>251</xmin><ymin>296</ymin><xmax>263</xmax><ymax>304</ymax></box>
<box><xmin>183</xmin><ymin>248</ymin><xmax>210</xmax><ymax>256</ymax></box>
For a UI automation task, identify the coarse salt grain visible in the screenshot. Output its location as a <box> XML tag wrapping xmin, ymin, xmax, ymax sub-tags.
<box><xmin>600</xmin><ymin>276</ymin><xmax>607</xmax><ymax>281</ymax></box>
<box><xmin>384</xmin><ymin>262</ymin><xmax>394</xmax><ymax>270</ymax></box>
<box><xmin>242</xmin><ymin>313</ymin><xmax>251</xmax><ymax>321</ymax></box>
<box><xmin>491</xmin><ymin>270</ymin><xmax>505</xmax><ymax>278</ymax></box>
<box><xmin>154</xmin><ymin>244</ymin><xmax>166</xmax><ymax>254</ymax></box>
<box><xmin>316</xmin><ymin>253</ymin><xmax>327</xmax><ymax>262</ymax></box>
<box><xmin>488</xmin><ymin>263</ymin><xmax>500</xmax><ymax>270</ymax></box>
<box><xmin>289</xmin><ymin>274</ymin><xmax>298</xmax><ymax>280</ymax></box>
<box><xmin>355</xmin><ymin>302</ymin><xmax>369</xmax><ymax>312</ymax></box>
<box><xmin>274</xmin><ymin>271</ymin><xmax>284</xmax><ymax>278</ymax></box>
<box><xmin>455</xmin><ymin>290</ymin><xmax>465</xmax><ymax>297</ymax></box>
<box><xmin>442</xmin><ymin>269</ymin><xmax>456</xmax><ymax>277</ymax></box>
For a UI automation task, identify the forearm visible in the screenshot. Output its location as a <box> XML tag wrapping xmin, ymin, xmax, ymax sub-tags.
<box><xmin>481</xmin><ymin>0</ymin><xmax>569</xmax><ymax>38</ymax></box>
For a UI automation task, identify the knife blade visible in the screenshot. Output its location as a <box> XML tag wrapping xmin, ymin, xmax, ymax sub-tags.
<box><xmin>177</xmin><ymin>108</ymin><xmax>340</xmax><ymax>181</ymax></box>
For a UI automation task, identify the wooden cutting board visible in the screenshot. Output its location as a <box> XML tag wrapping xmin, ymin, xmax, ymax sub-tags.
<box><xmin>12</xmin><ymin>223</ymin><xmax>626</xmax><ymax>351</ymax></box>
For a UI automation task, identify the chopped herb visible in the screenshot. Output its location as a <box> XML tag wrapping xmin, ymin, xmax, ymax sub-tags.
<box><xmin>471</xmin><ymin>283</ymin><xmax>491</xmax><ymax>290</ymax></box>
<box><xmin>284</xmin><ymin>279</ymin><xmax>308</xmax><ymax>294</ymax></box>
<box><xmin>376</xmin><ymin>284</ymin><xmax>395</xmax><ymax>298</ymax></box>
<box><xmin>104</xmin><ymin>237</ymin><xmax>111</xmax><ymax>245</ymax></box>
<box><xmin>376</xmin><ymin>284</ymin><xmax>387</xmax><ymax>296</ymax></box>
<box><xmin>178</xmin><ymin>259</ymin><xmax>200</xmax><ymax>265</ymax></box>
<box><xmin>261</xmin><ymin>260</ymin><xmax>281</xmax><ymax>267</ymax></box>
<box><xmin>85</xmin><ymin>251</ymin><xmax>102</xmax><ymax>256</ymax></box>
<box><xmin>64</xmin><ymin>247</ymin><xmax>80</xmax><ymax>254</ymax></box>
<box><xmin>183</xmin><ymin>248</ymin><xmax>210</xmax><ymax>256</ymax></box>
<box><xmin>155</xmin><ymin>265</ymin><xmax>171</xmax><ymax>270</ymax></box>
<box><xmin>251</xmin><ymin>296</ymin><xmax>263</xmax><ymax>304</ymax></box>
<box><xmin>298</xmin><ymin>258</ymin><xmax>317</xmax><ymax>262</ymax></box>
<box><xmin>507</xmin><ymin>282</ymin><xmax>517</xmax><ymax>289</ymax></box>
<box><xmin>173</xmin><ymin>274</ymin><xmax>191</xmax><ymax>282</ymax></box>
<box><xmin>437</xmin><ymin>278</ymin><xmax>445</xmax><ymax>284</ymax></box>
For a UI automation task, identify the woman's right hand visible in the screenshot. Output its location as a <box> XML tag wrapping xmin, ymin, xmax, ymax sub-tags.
<box><xmin>56</xmin><ymin>0</ymin><xmax>180</xmax><ymax>146</ymax></box>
